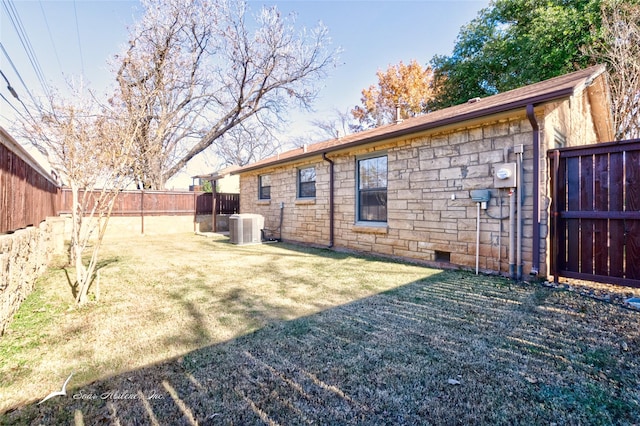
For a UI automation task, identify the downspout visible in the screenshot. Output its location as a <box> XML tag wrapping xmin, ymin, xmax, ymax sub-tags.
<box><xmin>526</xmin><ymin>104</ymin><xmax>540</xmax><ymax>276</ymax></box>
<box><xmin>516</xmin><ymin>146</ymin><xmax>523</xmax><ymax>280</ymax></box>
<box><xmin>279</xmin><ymin>201</ymin><xmax>284</xmax><ymax>242</ymax></box>
<box><xmin>322</xmin><ymin>153</ymin><xmax>335</xmax><ymax>248</ymax></box>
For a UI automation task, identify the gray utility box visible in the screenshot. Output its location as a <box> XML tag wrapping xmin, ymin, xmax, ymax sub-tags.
<box><xmin>229</xmin><ymin>214</ymin><xmax>264</xmax><ymax>245</ymax></box>
<box><xmin>470</xmin><ymin>189</ymin><xmax>491</xmax><ymax>203</ymax></box>
<box><xmin>493</xmin><ymin>163</ymin><xmax>517</xmax><ymax>188</ymax></box>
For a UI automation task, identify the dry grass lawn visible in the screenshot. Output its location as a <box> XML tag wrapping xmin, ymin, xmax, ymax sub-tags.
<box><xmin>1</xmin><ymin>233</ymin><xmax>639</xmax><ymax>425</ymax></box>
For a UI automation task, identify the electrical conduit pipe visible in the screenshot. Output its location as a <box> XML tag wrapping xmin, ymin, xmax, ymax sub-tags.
<box><xmin>476</xmin><ymin>201</ymin><xmax>481</xmax><ymax>274</ymax></box>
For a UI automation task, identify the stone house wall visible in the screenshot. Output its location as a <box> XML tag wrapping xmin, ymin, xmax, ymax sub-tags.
<box><xmin>241</xmin><ymin>158</ymin><xmax>332</xmax><ymax>245</ymax></box>
<box><xmin>240</xmin><ymin>98</ymin><xmax>601</xmax><ymax>278</ymax></box>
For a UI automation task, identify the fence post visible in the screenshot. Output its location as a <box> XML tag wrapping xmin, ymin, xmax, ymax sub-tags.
<box><xmin>211</xmin><ymin>180</ymin><xmax>217</xmax><ymax>233</ymax></box>
<box><xmin>193</xmin><ymin>190</ymin><xmax>197</xmax><ymax>233</ymax></box>
<box><xmin>141</xmin><ymin>190</ymin><xmax>145</xmax><ymax>235</ymax></box>
<box><xmin>550</xmin><ymin>150</ymin><xmax>559</xmax><ymax>283</ymax></box>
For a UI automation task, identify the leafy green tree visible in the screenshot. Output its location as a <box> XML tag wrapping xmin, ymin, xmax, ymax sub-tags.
<box><xmin>201</xmin><ymin>179</ymin><xmax>213</xmax><ymax>193</ymax></box>
<box><xmin>430</xmin><ymin>0</ymin><xmax>602</xmax><ymax>109</ymax></box>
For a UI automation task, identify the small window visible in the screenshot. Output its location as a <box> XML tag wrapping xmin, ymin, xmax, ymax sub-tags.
<box><xmin>258</xmin><ymin>175</ymin><xmax>271</xmax><ymax>200</ymax></box>
<box><xmin>554</xmin><ymin>129</ymin><xmax>566</xmax><ymax>148</ymax></box>
<box><xmin>298</xmin><ymin>167</ymin><xmax>316</xmax><ymax>198</ymax></box>
<box><xmin>357</xmin><ymin>155</ymin><xmax>387</xmax><ymax>222</ymax></box>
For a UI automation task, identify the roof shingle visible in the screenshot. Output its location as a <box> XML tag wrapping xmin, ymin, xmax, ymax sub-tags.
<box><xmin>235</xmin><ymin>65</ymin><xmax>606</xmax><ymax>174</ymax></box>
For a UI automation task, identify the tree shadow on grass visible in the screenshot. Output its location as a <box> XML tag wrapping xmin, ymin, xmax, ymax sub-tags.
<box><xmin>4</xmin><ymin>270</ymin><xmax>640</xmax><ymax>425</ymax></box>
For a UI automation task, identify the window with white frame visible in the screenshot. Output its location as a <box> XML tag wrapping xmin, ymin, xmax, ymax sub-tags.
<box><xmin>357</xmin><ymin>154</ymin><xmax>387</xmax><ymax>222</ymax></box>
<box><xmin>258</xmin><ymin>175</ymin><xmax>271</xmax><ymax>200</ymax></box>
<box><xmin>298</xmin><ymin>167</ymin><xmax>316</xmax><ymax>198</ymax></box>
<box><xmin>554</xmin><ymin>129</ymin><xmax>567</xmax><ymax>148</ymax></box>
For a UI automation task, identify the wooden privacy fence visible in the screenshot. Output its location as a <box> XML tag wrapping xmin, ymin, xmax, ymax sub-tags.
<box><xmin>59</xmin><ymin>189</ymin><xmax>239</xmax><ymax>216</ymax></box>
<box><xmin>213</xmin><ymin>192</ymin><xmax>241</xmax><ymax>214</ymax></box>
<box><xmin>549</xmin><ymin>139</ymin><xmax>640</xmax><ymax>288</ymax></box>
<box><xmin>1</xmin><ymin>128</ymin><xmax>242</xmax><ymax>234</ymax></box>
<box><xmin>1</xmin><ymin>129</ymin><xmax>59</xmax><ymax>234</ymax></box>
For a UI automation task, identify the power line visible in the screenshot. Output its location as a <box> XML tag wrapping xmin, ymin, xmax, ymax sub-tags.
<box><xmin>72</xmin><ymin>0</ymin><xmax>85</xmax><ymax>77</ymax></box>
<box><xmin>1</xmin><ymin>68</ymin><xmax>38</xmax><ymax>124</ymax></box>
<box><xmin>1</xmin><ymin>0</ymin><xmax>51</xmax><ymax>99</ymax></box>
<box><xmin>0</xmin><ymin>92</ymin><xmax>29</xmax><ymax>124</ymax></box>
<box><xmin>0</xmin><ymin>69</ymin><xmax>19</xmax><ymax>99</ymax></box>
<box><xmin>0</xmin><ymin>42</ymin><xmax>37</xmax><ymax>106</ymax></box>
<box><xmin>0</xmin><ymin>92</ymin><xmax>24</xmax><ymax>117</ymax></box>
<box><xmin>38</xmin><ymin>0</ymin><xmax>63</xmax><ymax>76</ymax></box>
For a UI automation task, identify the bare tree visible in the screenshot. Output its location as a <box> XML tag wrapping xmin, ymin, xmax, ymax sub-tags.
<box><xmin>212</xmin><ymin>119</ymin><xmax>280</xmax><ymax>166</ymax></box>
<box><xmin>15</xmin><ymin>86</ymin><xmax>136</xmax><ymax>305</ymax></box>
<box><xmin>309</xmin><ymin>107</ymin><xmax>354</xmax><ymax>140</ymax></box>
<box><xmin>592</xmin><ymin>1</ymin><xmax>640</xmax><ymax>140</ymax></box>
<box><xmin>113</xmin><ymin>0</ymin><xmax>338</xmax><ymax>189</ymax></box>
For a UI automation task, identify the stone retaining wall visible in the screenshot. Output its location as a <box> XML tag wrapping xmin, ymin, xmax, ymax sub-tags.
<box><xmin>0</xmin><ymin>217</ymin><xmax>65</xmax><ymax>336</ymax></box>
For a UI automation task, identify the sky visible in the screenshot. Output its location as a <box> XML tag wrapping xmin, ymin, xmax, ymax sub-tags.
<box><xmin>1</xmin><ymin>0</ymin><xmax>490</xmax><ymax>188</ymax></box>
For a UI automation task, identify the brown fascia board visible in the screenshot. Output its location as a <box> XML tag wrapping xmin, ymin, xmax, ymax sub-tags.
<box><xmin>234</xmin><ymin>88</ymin><xmax>574</xmax><ymax>175</ymax></box>
<box><xmin>586</xmin><ymin>76</ymin><xmax>615</xmax><ymax>142</ymax></box>
<box><xmin>234</xmin><ymin>66</ymin><xmax>603</xmax><ymax>175</ymax></box>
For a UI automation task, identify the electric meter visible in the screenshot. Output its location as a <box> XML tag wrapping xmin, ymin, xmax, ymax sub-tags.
<box><xmin>493</xmin><ymin>163</ymin><xmax>517</xmax><ymax>188</ymax></box>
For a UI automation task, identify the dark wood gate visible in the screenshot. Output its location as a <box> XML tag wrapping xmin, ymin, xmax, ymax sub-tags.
<box><xmin>549</xmin><ymin>139</ymin><xmax>640</xmax><ymax>288</ymax></box>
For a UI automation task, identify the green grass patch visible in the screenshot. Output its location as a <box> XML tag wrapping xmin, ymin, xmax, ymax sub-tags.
<box><xmin>1</xmin><ymin>234</ymin><xmax>639</xmax><ymax>425</ymax></box>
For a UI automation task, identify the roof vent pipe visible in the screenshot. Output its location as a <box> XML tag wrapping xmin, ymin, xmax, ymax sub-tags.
<box><xmin>395</xmin><ymin>104</ymin><xmax>403</xmax><ymax>124</ymax></box>
<box><xmin>303</xmin><ymin>144</ymin><xmax>308</xmax><ymax>153</ymax></box>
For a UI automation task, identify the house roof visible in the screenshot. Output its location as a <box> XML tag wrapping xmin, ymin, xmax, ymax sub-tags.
<box><xmin>234</xmin><ymin>65</ymin><xmax>609</xmax><ymax>174</ymax></box>
<box><xmin>194</xmin><ymin>164</ymin><xmax>241</xmax><ymax>181</ymax></box>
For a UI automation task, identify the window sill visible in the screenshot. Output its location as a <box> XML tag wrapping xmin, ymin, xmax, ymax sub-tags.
<box><xmin>352</xmin><ymin>223</ymin><xmax>388</xmax><ymax>234</ymax></box>
<box><xmin>295</xmin><ymin>198</ymin><xmax>316</xmax><ymax>205</ymax></box>
<box><xmin>256</xmin><ymin>200</ymin><xmax>271</xmax><ymax>206</ymax></box>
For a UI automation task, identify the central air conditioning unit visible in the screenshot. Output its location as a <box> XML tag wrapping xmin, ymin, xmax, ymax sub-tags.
<box><xmin>229</xmin><ymin>214</ymin><xmax>264</xmax><ymax>245</ymax></box>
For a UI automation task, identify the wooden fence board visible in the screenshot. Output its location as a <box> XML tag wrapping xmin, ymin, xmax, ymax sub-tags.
<box><xmin>594</xmin><ymin>154</ymin><xmax>609</xmax><ymax>276</ymax></box>
<box><xmin>580</xmin><ymin>155</ymin><xmax>594</xmax><ymax>275</ymax></box>
<box><xmin>58</xmin><ymin>189</ymin><xmax>239</xmax><ymax>217</ymax></box>
<box><xmin>555</xmin><ymin>151</ymin><xmax>567</xmax><ymax>273</ymax></box>
<box><xmin>626</xmin><ymin>151</ymin><xmax>640</xmax><ymax>279</ymax></box>
<box><xmin>550</xmin><ymin>139</ymin><xmax>640</xmax><ymax>288</ymax></box>
<box><xmin>566</xmin><ymin>157</ymin><xmax>580</xmax><ymax>272</ymax></box>
<box><xmin>1</xmin><ymin>129</ymin><xmax>242</xmax><ymax>235</ymax></box>
<box><xmin>0</xmin><ymin>138</ymin><xmax>59</xmax><ymax>234</ymax></box>
<box><xmin>609</xmin><ymin>152</ymin><xmax>624</xmax><ymax>277</ymax></box>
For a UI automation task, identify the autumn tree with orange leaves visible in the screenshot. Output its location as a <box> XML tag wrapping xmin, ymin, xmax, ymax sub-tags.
<box><xmin>351</xmin><ymin>60</ymin><xmax>436</xmax><ymax>131</ymax></box>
